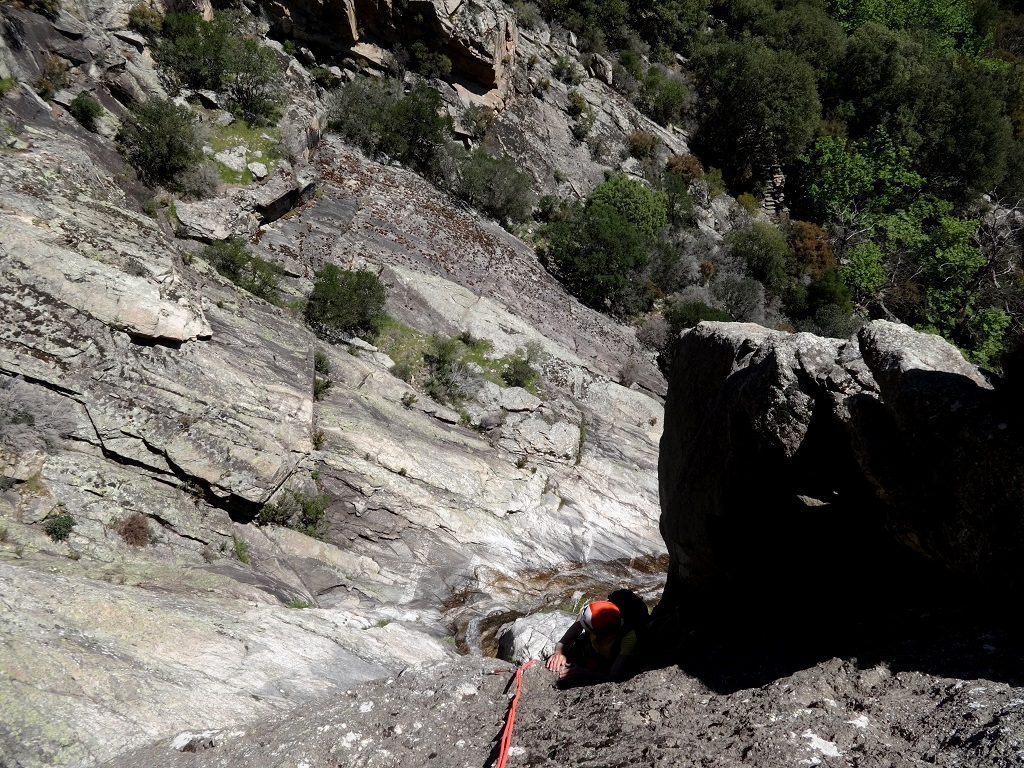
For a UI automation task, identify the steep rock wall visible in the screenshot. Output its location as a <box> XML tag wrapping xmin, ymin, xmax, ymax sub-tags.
<box><xmin>658</xmin><ymin>321</ymin><xmax>1024</xmax><ymax>612</ymax></box>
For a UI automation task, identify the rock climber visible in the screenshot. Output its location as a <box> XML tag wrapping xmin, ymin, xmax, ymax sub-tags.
<box><xmin>544</xmin><ymin>599</ymin><xmax>639</xmax><ymax>686</ymax></box>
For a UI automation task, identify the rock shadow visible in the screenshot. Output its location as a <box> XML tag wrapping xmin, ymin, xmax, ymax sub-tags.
<box><xmin>653</xmin><ymin>366</ymin><xmax>1024</xmax><ymax>695</ymax></box>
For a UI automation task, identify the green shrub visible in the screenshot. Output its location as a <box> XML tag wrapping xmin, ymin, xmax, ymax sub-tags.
<box><xmin>543</xmin><ymin>174</ymin><xmax>667</xmax><ymax>316</ymax></box>
<box><xmin>199</xmin><ymin>238</ymin><xmax>282</xmax><ymax>302</ymax></box>
<box><xmin>553</xmin><ymin>56</ymin><xmax>582</xmax><ymax>84</ymax></box>
<box><xmin>258</xmin><ymin>489</ymin><xmax>330</xmax><ymax>538</ymax></box>
<box><xmin>736</xmin><ymin>192</ymin><xmax>760</xmax><ymax>215</ymax></box>
<box><xmin>34</xmin><ymin>55</ymin><xmax>68</xmax><ymax>101</ymax></box>
<box><xmin>0</xmin><ymin>78</ymin><xmax>16</xmax><ymax>98</ymax></box>
<box><xmin>69</xmin><ymin>93</ymin><xmax>103</xmax><ymax>132</ymax></box>
<box><xmin>286</xmin><ymin>598</ymin><xmax>315</xmax><ymax>608</ymax></box>
<box><xmin>501</xmin><ymin>341</ymin><xmax>547</xmax><ymax>391</ymax></box>
<box><xmin>636</xmin><ymin>67</ymin><xmax>688</xmax><ymax>126</ymax></box>
<box><xmin>127</xmin><ymin>2</ymin><xmax>163</xmax><ymax>35</ymax></box>
<box><xmin>157</xmin><ymin>11</ymin><xmax>233</xmax><ymax>91</ymax></box>
<box><xmin>224</xmin><ymin>37</ymin><xmax>282</xmax><ymax>125</ymax></box>
<box><xmin>25</xmin><ymin>0</ymin><xmax>61</xmax><ymax>16</ymax></box>
<box><xmin>706</xmin><ymin>167</ymin><xmax>726</xmax><ymax>197</ymax></box>
<box><xmin>627</xmin><ymin>130</ymin><xmax>660</xmax><ymax>159</ymax></box>
<box><xmin>664</xmin><ymin>299</ymin><xmax>731</xmax><ymax>333</ymax></box>
<box><xmin>116</xmin><ymin>97</ymin><xmax>204</xmax><ymax>189</ymax></box>
<box><xmin>327</xmin><ymin>78</ymin><xmax>451</xmax><ymax>176</ymax></box>
<box><xmin>571</xmin><ymin>104</ymin><xmax>596</xmax><ymax>140</ymax></box>
<box><xmin>410</xmin><ymin>41</ymin><xmax>452</xmax><ymax>79</ymax></box>
<box><xmin>304</xmin><ymin>264</ymin><xmax>387</xmax><ymax>340</ymax></box>
<box><xmin>313</xmin><ymin>376</ymin><xmax>332</xmax><ymax>401</ymax></box>
<box><xmin>314</xmin><ymin>351</ymin><xmax>331</xmax><ymax>375</ymax></box>
<box><xmin>232</xmin><ymin>535</ymin><xmax>249</xmax><ymax>563</ymax></box>
<box><xmin>424</xmin><ymin>335</ymin><xmax>472</xmax><ymax>405</ymax></box>
<box><xmin>43</xmin><ymin>512</ymin><xmax>75</xmax><ymax>542</ymax></box>
<box><xmin>567</xmin><ymin>90</ymin><xmax>587</xmax><ymax>117</ymax></box>
<box><xmin>450</xmin><ymin>147</ymin><xmax>535</xmax><ymax>226</ymax></box>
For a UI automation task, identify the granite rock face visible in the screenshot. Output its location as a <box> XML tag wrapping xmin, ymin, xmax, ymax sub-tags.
<box><xmin>658</xmin><ymin>320</ymin><xmax>1024</xmax><ymax>604</ymax></box>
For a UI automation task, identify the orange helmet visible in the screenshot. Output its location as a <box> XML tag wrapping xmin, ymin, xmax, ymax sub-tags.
<box><xmin>580</xmin><ymin>600</ymin><xmax>620</xmax><ymax>633</ymax></box>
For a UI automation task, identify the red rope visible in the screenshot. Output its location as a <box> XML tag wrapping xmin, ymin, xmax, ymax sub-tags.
<box><xmin>495</xmin><ymin>659</ymin><xmax>536</xmax><ymax>768</ymax></box>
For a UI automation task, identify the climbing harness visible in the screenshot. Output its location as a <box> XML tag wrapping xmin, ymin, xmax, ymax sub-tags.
<box><xmin>493</xmin><ymin>659</ymin><xmax>536</xmax><ymax>768</ymax></box>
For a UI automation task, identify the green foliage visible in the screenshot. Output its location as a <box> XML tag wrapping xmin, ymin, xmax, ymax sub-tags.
<box><xmin>34</xmin><ymin>55</ymin><xmax>68</xmax><ymax>101</ymax></box>
<box><xmin>285</xmin><ymin>598</ymin><xmax>315</xmax><ymax>609</ymax></box>
<box><xmin>0</xmin><ymin>78</ymin><xmax>15</xmax><ymax>98</ymax></box>
<box><xmin>258</xmin><ymin>489</ymin><xmax>330</xmax><ymax>538</ymax></box>
<box><xmin>158</xmin><ymin>11</ymin><xmax>233</xmax><ymax>91</ymax></box>
<box><xmin>224</xmin><ymin>37</ymin><xmax>282</xmax><ymax>125</ymax></box>
<box><xmin>450</xmin><ymin>147</ymin><xmax>535</xmax><ymax>226</ymax></box>
<box><xmin>727</xmin><ymin>222</ymin><xmax>798</xmax><ymax>300</ymax></box>
<box><xmin>553</xmin><ymin>56</ymin><xmax>582</xmax><ymax>84</ymax></box>
<box><xmin>327</xmin><ymin>79</ymin><xmax>452</xmax><ymax>176</ymax></box>
<box><xmin>304</xmin><ymin>264</ymin><xmax>387</xmax><ymax>340</ymax></box>
<box><xmin>115</xmin><ymin>97</ymin><xmax>204</xmax><ymax>189</ymax></box>
<box><xmin>636</xmin><ymin>67</ymin><xmax>688</xmax><ymax>126</ymax></box>
<box><xmin>410</xmin><ymin>42</ymin><xmax>452</xmax><ymax>79</ymax></box>
<box><xmin>127</xmin><ymin>3</ymin><xmax>163</xmax><ymax>35</ymax></box>
<box><xmin>501</xmin><ymin>342</ymin><xmax>548</xmax><ymax>391</ymax></box>
<box><xmin>200</xmin><ymin>238</ymin><xmax>282</xmax><ymax>302</ymax></box>
<box><xmin>797</xmin><ymin>131</ymin><xmax>924</xmax><ymax>219</ymax></box>
<box><xmin>232</xmin><ymin>535</ymin><xmax>249</xmax><ymax>563</ymax></box>
<box><xmin>543</xmin><ymin>175</ymin><xmax>667</xmax><ymax>315</ymax></box>
<box><xmin>755</xmin><ymin>3</ymin><xmax>847</xmax><ymax>82</ymax></box>
<box><xmin>68</xmin><ymin>93</ymin><xmax>103</xmax><ymax>132</ymax></box>
<box><xmin>157</xmin><ymin>11</ymin><xmax>282</xmax><ymax>124</ymax></box>
<box><xmin>424</xmin><ymin>335</ymin><xmax>472</xmax><ymax>405</ymax></box>
<box><xmin>692</xmin><ymin>38</ymin><xmax>821</xmax><ymax>184</ymax></box>
<box><xmin>314</xmin><ymin>351</ymin><xmax>331</xmax><ymax>375</ymax></box>
<box><xmin>664</xmin><ymin>299</ymin><xmax>732</xmax><ymax>333</ymax></box>
<box><xmin>627</xmin><ymin>130</ymin><xmax>660</xmax><ymax>160</ymax></box>
<box><xmin>24</xmin><ymin>0</ymin><xmax>61</xmax><ymax>16</ymax></box>
<box><xmin>826</xmin><ymin>0</ymin><xmax>976</xmax><ymax>54</ymax></box>
<box><xmin>43</xmin><ymin>512</ymin><xmax>75</xmax><ymax>542</ymax></box>
<box><xmin>841</xmin><ymin>241</ymin><xmax>887</xmax><ymax>296</ymax></box>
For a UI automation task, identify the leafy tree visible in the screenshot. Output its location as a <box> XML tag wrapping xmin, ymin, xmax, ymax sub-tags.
<box><xmin>630</xmin><ymin>0</ymin><xmax>710</xmax><ymax>53</ymax></box>
<box><xmin>755</xmin><ymin>4</ymin><xmax>848</xmax><ymax>83</ymax></box>
<box><xmin>157</xmin><ymin>11</ymin><xmax>234</xmax><ymax>91</ymax></box>
<box><xmin>544</xmin><ymin>175</ymin><xmax>667</xmax><ymax>315</ymax></box>
<box><xmin>224</xmin><ymin>37</ymin><xmax>281</xmax><ymax>125</ymax></box>
<box><xmin>450</xmin><ymin>147</ymin><xmax>535</xmax><ymax>226</ymax></box>
<box><xmin>636</xmin><ymin>67</ymin><xmax>688</xmax><ymax>126</ymax></box>
<box><xmin>304</xmin><ymin>264</ymin><xmax>387</xmax><ymax>340</ymax></box>
<box><xmin>727</xmin><ymin>222</ymin><xmax>798</xmax><ymax>300</ymax></box>
<box><xmin>116</xmin><ymin>97</ymin><xmax>203</xmax><ymax>188</ymax></box>
<box><xmin>691</xmin><ymin>38</ymin><xmax>821</xmax><ymax>185</ymax></box>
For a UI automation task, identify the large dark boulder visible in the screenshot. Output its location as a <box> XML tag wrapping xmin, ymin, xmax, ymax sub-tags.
<box><xmin>658</xmin><ymin>321</ymin><xmax>1024</xmax><ymax>639</ymax></box>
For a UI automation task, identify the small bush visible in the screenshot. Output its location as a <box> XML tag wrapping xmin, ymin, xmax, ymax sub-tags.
<box><xmin>571</xmin><ymin>105</ymin><xmax>596</xmax><ymax>140</ymax></box>
<box><xmin>127</xmin><ymin>3</ymin><xmax>163</xmax><ymax>35</ymax></box>
<box><xmin>637</xmin><ymin>68</ymin><xmax>688</xmax><ymax>126</ymax></box>
<box><xmin>501</xmin><ymin>341</ymin><xmax>547</xmax><ymax>390</ymax></box>
<box><xmin>410</xmin><ymin>41</ymin><xmax>452</xmax><ymax>79</ymax></box>
<box><xmin>627</xmin><ymin>130</ymin><xmax>660</xmax><ymax>160</ymax></box>
<box><xmin>567</xmin><ymin>90</ymin><xmax>587</xmax><ymax>117</ymax></box>
<box><xmin>665</xmin><ymin>299</ymin><xmax>732</xmax><ymax>333</ymax></box>
<box><xmin>69</xmin><ymin>93</ymin><xmax>103</xmax><ymax>132</ymax></box>
<box><xmin>706</xmin><ymin>167</ymin><xmax>727</xmax><ymax>197</ymax></box>
<box><xmin>34</xmin><ymin>55</ymin><xmax>68</xmax><ymax>101</ymax></box>
<box><xmin>313</xmin><ymin>376</ymin><xmax>332</xmax><ymax>401</ymax></box>
<box><xmin>258</xmin><ymin>489</ymin><xmax>330</xmax><ymax>538</ymax></box>
<box><xmin>424</xmin><ymin>335</ymin><xmax>473</xmax><ymax>405</ymax></box>
<box><xmin>314</xmin><ymin>351</ymin><xmax>331</xmax><ymax>375</ymax></box>
<box><xmin>0</xmin><ymin>78</ymin><xmax>16</xmax><ymax>98</ymax></box>
<box><xmin>553</xmin><ymin>56</ymin><xmax>582</xmax><ymax>84</ymax></box>
<box><xmin>450</xmin><ymin>147</ymin><xmax>535</xmax><ymax>226</ymax></box>
<box><xmin>43</xmin><ymin>512</ymin><xmax>75</xmax><ymax>542</ymax></box>
<box><xmin>286</xmin><ymin>598</ymin><xmax>315</xmax><ymax>608</ymax></box>
<box><xmin>512</xmin><ymin>1</ymin><xmax>543</xmax><ymax>30</ymax></box>
<box><xmin>304</xmin><ymin>264</ymin><xmax>387</xmax><ymax>341</ymax></box>
<box><xmin>116</xmin><ymin>97</ymin><xmax>204</xmax><ymax>189</ymax></box>
<box><xmin>199</xmin><ymin>238</ymin><xmax>282</xmax><ymax>302</ymax></box>
<box><xmin>666</xmin><ymin>154</ymin><xmax>703</xmax><ymax>182</ymax></box>
<box><xmin>736</xmin><ymin>192</ymin><xmax>760</xmax><ymax>215</ymax></box>
<box><xmin>118</xmin><ymin>512</ymin><xmax>152</xmax><ymax>547</ymax></box>
<box><xmin>25</xmin><ymin>0</ymin><xmax>61</xmax><ymax>16</ymax></box>
<box><xmin>233</xmin><ymin>535</ymin><xmax>249</xmax><ymax>563</ymax></box>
